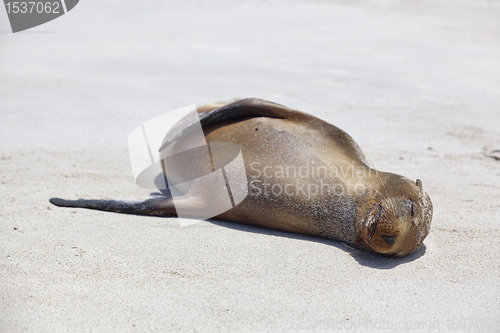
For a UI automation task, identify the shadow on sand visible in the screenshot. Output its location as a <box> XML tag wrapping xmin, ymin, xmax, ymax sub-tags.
<box><xmin>207</xmin><ymin>219</ymin><xmax>426</xmax><ymax>269</ymax></box>
<box><xmin>149</xmin><ymin>189</ymin><xmax>426</xmax><ymax>269</ymax></box>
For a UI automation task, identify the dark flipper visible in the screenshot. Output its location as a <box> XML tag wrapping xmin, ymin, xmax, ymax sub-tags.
<box><xmin>159</xmin><ymin>98</ymin><xmax>308</xmax><ymax>152</ymax></box>
<box><xmin>49</xmin><ymin>197</ymin><xmax>177</xmax><ymax>217</ymax></box>
<box><xmin>198</xmin><ymin>98</ymin><xmax>292</xmax><ymax>126</ymax></box>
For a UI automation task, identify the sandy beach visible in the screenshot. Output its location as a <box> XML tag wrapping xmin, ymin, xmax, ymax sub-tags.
<box><xmin>1</xmin><ymin>0</ymin><xmax>499</xmax><ymax>331</ymax></box>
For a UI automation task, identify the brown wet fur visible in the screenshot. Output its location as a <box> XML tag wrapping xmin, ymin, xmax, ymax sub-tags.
<box><xmin>169</xmin><ymin>98</ymin><xmax>433</xmax><ymax>257</ymax></box>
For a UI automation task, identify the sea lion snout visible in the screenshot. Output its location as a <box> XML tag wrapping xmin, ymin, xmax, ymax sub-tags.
<box><xmin>366</xmin><ymin>202</ymin><xmax>402</xmax><ymax>255</ymax></box>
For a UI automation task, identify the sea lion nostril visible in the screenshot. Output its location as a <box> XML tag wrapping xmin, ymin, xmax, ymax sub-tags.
<box><xmin>381</xmin><ymin>235</ymin><xmax>396</xmax><ymax>246</ymax></box>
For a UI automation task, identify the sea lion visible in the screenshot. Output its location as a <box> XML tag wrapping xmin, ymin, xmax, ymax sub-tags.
<box><xmin>50</xmin><ymin>98</ymin><xmax>432</xmax><ymax>257</ymax></box>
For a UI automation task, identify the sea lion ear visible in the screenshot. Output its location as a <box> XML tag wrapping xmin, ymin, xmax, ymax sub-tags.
<box><xmin>416</xmin><ymin>179</ymin><xmax>422</xmax><ymax>188</ymax></box>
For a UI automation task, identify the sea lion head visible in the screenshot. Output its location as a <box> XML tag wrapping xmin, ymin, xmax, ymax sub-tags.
<box><xmin>358</xmin><ymin>174</ymin><xmax>433</xmax><ymax>257</ymax></box>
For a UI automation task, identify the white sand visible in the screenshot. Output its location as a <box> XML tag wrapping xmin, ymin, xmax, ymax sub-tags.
<box><xmin>1</xmin><ymin>0</ymin><xmax>499</xmax><ymax>331</ymax></box>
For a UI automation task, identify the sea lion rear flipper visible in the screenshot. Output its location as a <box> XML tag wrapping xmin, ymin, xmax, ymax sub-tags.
<box><xmin>49</xmin><ymin>192</ymin><xmax>217</xmax><ymax>218</ymax></box>
<box><xmin>159</xmin><ymin>98</ymin><xmax>309</xmax><ymax>152</ymax></box>
<box><xmin>49</xmin><ymin>196</ymin><xmax>177</xmax><ymax>217</ymax></box>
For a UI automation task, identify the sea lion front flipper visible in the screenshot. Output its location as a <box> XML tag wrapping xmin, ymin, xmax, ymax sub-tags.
<box><xmin>198</xmin><ymin>98</ymin><xmax>309</xmax><ymax>127</ymax></box>
<box><xmin>159</xmin><ymin>98</ymin><xmax>310</xmax><ymax>152</ymax></box>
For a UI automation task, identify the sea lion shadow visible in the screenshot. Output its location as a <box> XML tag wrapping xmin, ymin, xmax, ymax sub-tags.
<box><xmin>148</xmin><ymin>186</ymin><xmax>426</xmax><ymax>269</ymax></box>
<box><xmin>349</xmin><ymin>244</ymin><xmax>426</xmax><ymax>269</ymax></box>
<box><xmin>208</xmin><ymin>219</ymin><xmax>426</xmax><ymax>269</ymax></box>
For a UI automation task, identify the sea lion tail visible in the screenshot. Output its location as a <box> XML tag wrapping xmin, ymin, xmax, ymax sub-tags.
<box><xmin>49</xmin><ymin>196</ymin><xmax>177</xmax><ymax>217</ymax></box>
